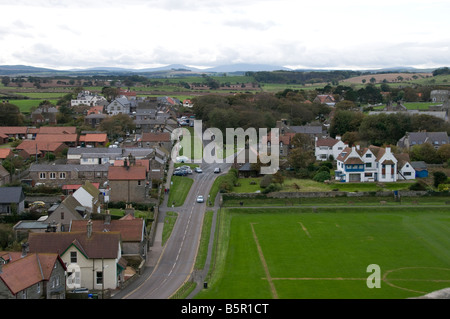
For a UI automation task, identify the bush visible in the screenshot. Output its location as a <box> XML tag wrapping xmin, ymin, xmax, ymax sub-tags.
<box><xmin>433</xmin><ymin>171</ymin><xmax>448</xmax><ymax>188</ymax></box>
<box><xmin>262</xmin><ymin>183</ymin><xmax>281</xmax><ymax>194</ymax></box>
<box><xmin>313</xmin><ymin>171</ymin><xmax>331</xmax><ymax>183</ymax></box>
<box><xmin>409</xmin><ymin>180</ymin><xmax>428</xmax><ymax>191</ymax></box>
<box><xmin>260</xmin><ymin>174</ymin><xmax>273</xmax><ymax>188</ymax></box>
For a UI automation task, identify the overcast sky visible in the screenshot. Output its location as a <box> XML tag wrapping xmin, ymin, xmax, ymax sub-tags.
<box><xmin>1</xmin><ymin>0</ymin><xmax>450</xmax><ymax>70</ymax></box>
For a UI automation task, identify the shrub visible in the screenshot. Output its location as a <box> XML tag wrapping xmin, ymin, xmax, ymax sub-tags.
<box><xmin>260</xmin><ymin>174</ymin><xmax>273</xmax><ymax>188</ymax></box>
<box><xmin>409</xmin><ymin>180</ymin><xmax>428</xmax><ymax>191</ymax></box>
<box><xmin>433</xmin><ymin>171</ymin><xmax>448</xmax><ymax>188</ymax></box>
<box><xmin>262</xmin><ymin>183</ymin><xmax>281</xmax><ymax>194</ymax></box>
<box><xmin>313</xmin><ymin>171</ymin><xmax>331</xmax><ymax>183</ymax></box>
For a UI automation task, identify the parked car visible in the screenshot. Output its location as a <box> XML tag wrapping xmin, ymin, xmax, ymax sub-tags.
<box><xmin>174</xmin><ymin>169</ymin><xmax>188</xmax><ymax>176</ymax></box>
<box><xmin>214</xmin><ymin>167</ymin><xmax>221</xmax><ymax>174</ymax></box>
<box><xmin>197</xmin><ymin>195</ymin><xmax>204</xmax><ymax>203</ymax></box>
<box><xmin>195</xmin><ymin>167</ymin><xmax>203</xmax><ymax>173</ymax></box>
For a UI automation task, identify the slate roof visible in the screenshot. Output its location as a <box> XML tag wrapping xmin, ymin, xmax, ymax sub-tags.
<box><xmin>28</xmin><ymin>231</ymin><xmax>121</xmax><ymax>259</ymax></box>
<box><xmin>290</xmin><ymin>125</ymin><xmax>323</xmax><ymax>135</ymax></box>
<box><xmin>68</xmin><ymin>147</ymin><xmax>122</xmax><ymax>156</ymax></box>
<box><xmin>29</xmin><ymin>163</ymin><xmax>110</xmax><ymax>172</ymax></box>
<box><xmin>0</xmin><ymin>187</ymin><xmax>25</xmax><ymax>204</ymax></box>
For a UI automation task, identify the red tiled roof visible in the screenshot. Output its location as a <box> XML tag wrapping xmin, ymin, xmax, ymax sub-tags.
<box><xmin>114</xmin><ymin>159</ymin><xmax>149</xmax><ymax>171</ymax></box>
<box><xmin>70</xmin><ymin>219</ymin><xmax>144</xmax><ymax>242</ymax></box>
<box><xmin>0</xmin><ymin>127</ymin><xmax>28</xmax><ymax>134</ymax></box>
<box><xmin>0</xmin><ymin>148</ymin><xmax>13</xmax><ymax>159</ymax></box>
<box><xmin>35</xmin><ymin>134</ymin><xmax>78</xmax><ymax>143</ymax></box>
<box><xmin>108</xmin><ymin>166</ymin><xmax>147</xmax><ymax>180</ymax></box>
<box><xmin>79</xmin><ymin>133</ymin><xmax>108</xmax><ymax>143</ymax></box>
<box><xmin>38</xmin><ymin>126</ymin><xmax>76</xmax><ymax>134</ymax></box>
<box><xmin>15</xmin><ymin>140</ymin><xmax>65</xmax><ymax>152</ymax></box>
<box><xmin>0</xmin><ymin>253</ymin><xmax>64</xmax><ymax>295</ymax></box>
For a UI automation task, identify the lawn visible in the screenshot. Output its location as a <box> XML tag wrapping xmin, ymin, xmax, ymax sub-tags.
<box><xmin>196</xmin><ymin>207</ymin><xmax>450</xmax><ymax>299</ymax></box>
<box><xmin>167</xmin><ymin>175</ymin><xmax>194</xmax><ymax>207</ymax></box>
<box><xmin>231</xmin><ymin>177</ymin><xmax>415</xmax><ymax>193</ymax></box>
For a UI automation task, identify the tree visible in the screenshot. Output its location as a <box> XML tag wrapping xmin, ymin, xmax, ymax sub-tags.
<box><xmin>437</xmin><ymin>144</ymin><xmax>450</xmax><ymax>163</ymax></box>
<box><xmin>410</xmin><ymin>143</ymin><xmax>440</xmax><ymax>164</ymax></box>
<box><xmin>0</xmin><ymin>102</ymin><xmax>23</xmax><ymax>126</ymax></box>
<box><xmin>433</xmin><ymin>171</ymin><xmax>448</xmax><ymax>188</ymax></box>
<box><xmin>101</xmin><ymin>87</ymin><xmax>121</xmax><ymax>102</ymax></box>
<box><xmin>329</xmin><ymin>110</ymin><xmax>364</xmax><ymax>138</ymax></box>
<box><xmin>100</xmin><ymin>114</ymin><xmax>136</xmax><ymax>139</ymax></box>
<box><xmin>1</xmin><ymin>76</ymin><xmax>10</xmax><ymax>87</ymax></box>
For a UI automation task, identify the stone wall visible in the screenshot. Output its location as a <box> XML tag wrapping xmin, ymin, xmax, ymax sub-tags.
<box><xmin>222</xmin><ymin>190</ymin><xmax>428</xmax><ymax>199</ymax></box>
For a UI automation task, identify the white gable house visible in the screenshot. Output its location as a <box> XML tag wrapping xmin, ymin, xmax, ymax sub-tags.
<box><xmin>335</xmin><ymin>145</ymin><xmax>412</xmax><ymax>183</ymax></box>
<box><xmin>315</xmin><ymin>136</ymin><xmax>348</xmax><ymax>161</ymax></box>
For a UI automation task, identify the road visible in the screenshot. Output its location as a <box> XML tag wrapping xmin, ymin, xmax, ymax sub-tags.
<box><xmin>114</xmin><ymin>157</ymin><xmax>232</xmax><ymax>299</ymax></box>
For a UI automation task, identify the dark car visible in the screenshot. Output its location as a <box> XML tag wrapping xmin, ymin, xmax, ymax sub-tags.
<box><xmin>174</xmin><ymin>169</ymin><xmax>188</xmax><ymax>176</ymax></box>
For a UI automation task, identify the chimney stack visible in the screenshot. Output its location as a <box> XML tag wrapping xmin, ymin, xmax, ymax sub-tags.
<box><xmin>87</xmin><ymin>219</ymin><xmax>93</xmax><ymax>238</ymax></box>
<box><xmin>21</xmin><ymin>243</ymin><xmax>29</xmax><ymax>258</ymax></box>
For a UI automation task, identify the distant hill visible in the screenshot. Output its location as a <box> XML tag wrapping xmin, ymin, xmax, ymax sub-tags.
<box><xmin>0</xmin><ymin>64</ymin><xmax>443</xmax><ymax>77</ymax></box>
<box><xmin>0</xmin><ymin>65</ymin><xmax>63</xmax><ymax>75</ymax></box>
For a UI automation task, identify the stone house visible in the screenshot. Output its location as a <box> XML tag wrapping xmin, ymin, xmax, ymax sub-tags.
<box><xmin>430</xmin><ymin>90</ymin><xmax>449</xmax><ymax>103</ymax></box>
<box><xmin>46</xmin><ymin>195</ymin><xmax>87</xmax><ymax>232</ymax></box>
<box><xmin>108</xmin><ymin>165</ymin><xmax>148</xmax><ymax>203</ymax></box>
<box><xmin>138</xmin><ymin>132</ymin><xmax>172</xmax><ymax>153</ymax></box>
<box><xmin>0</xmin><ymin>250</ymin><xmax>66</xmax><ymax>299</ymax></box>
<box><xmin>397</xmin><ymin>131</ymin><xmax>449</xmax><ymax>150</ymax></box>
<box><xmin>29</xmin><ymin>163</ymin><xmax>109</xmax><ymax>188</ymax></box>
<box><xmin>31</xmin><ymin>105</ymin><xmax>58</xmax><ymax>125</ymax></box>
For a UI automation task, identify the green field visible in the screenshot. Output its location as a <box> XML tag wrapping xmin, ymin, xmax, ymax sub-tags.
<box><xmin>196</xmin><ymin>207</ymin><xmax>450</xmax><ymax>299</ymax></box>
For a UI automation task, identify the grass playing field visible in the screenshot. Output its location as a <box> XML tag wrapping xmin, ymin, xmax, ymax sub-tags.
<box><xmin>196</xmin><ymin>206</ymin><xmax>450</xmax><ymax>299</ymax></box>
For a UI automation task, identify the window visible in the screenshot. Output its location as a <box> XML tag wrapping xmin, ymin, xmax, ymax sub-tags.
<box><xmin>70</xmin><ymin>251</ymin><xmax>77</xmax><ymax>263</ymax></box>
<box><xmin>49</xmin><ymin>172</ymin><xmax>56</xmax><ymax>179</ymax></box>
<box><xmin>59</xmin><ymin>172</ymin><xmax>66</xmax><ymax>179</ymax></box>
<box><xmin>96</xmin><ymin>271</ymin><xmax>103</xmax><ymax>285</ymax></box>
<box><xmin>39</xmin><ymin>172</ymin><xmax>46</xmax><ymax>179</ymax></box>
<box><xmin>366</xmin><ymin>163</ymin><xmax>372</xmax><ymax>168</ymax></box>
<box><xmin>366</xmin><ymin>153</ymin><xmax>372</xmax><ymax>158</ymax></box>
<box><xmin>404</xmin><ymin>172</ymin><xmax>412</xmax><ymax>176</ymax></box>
<box><xmin>61</xmin><ymin>212</ymin><xmax>64</xmax><ymax>220</ymax></box>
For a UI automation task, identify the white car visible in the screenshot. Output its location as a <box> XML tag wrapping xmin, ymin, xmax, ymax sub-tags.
<box><xmin>214</xmin><ymin>167</ymin><xmax>221</xmax><ymax>173</ymax></box>
<box><xmin>196</xmin><ymin>195</ymin><xmax>204</xmax><ymax>203</ymax></box>
<box><xmin>195</xmin><ymin>167</ymin><xmax>203</xmax><ymax>173</ymax></box>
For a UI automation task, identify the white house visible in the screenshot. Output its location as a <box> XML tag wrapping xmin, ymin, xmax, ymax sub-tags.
<box><xmin>335</xmin><ymin>145</ymin><xmax>414</xmax><ymax>183</ymax></box>
<box><xmin>315</xmin><ymin>136</ymin><xmax>348</xmax><ymax>161</ymax></box>
<box><xmin>106</xmin><ymin>97</ymin><xmax>132</xmax><ymax>115</ymax></box>
<box><xmin>28</xmin><ymin>222</ymin><xmax>127</xmax><ymax>291</ymax></box>
<box><xmin>71</xmin><ymin>91</ymin><xmax>107</xmax><ymax>107</ymax></box>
